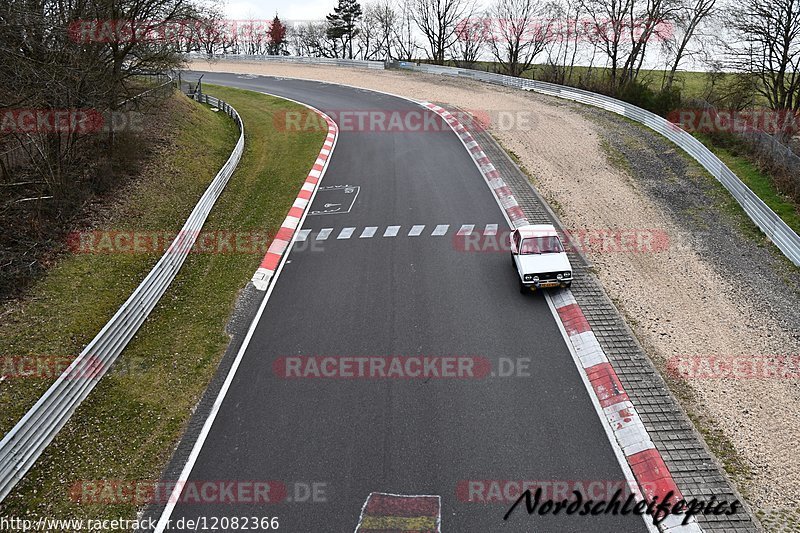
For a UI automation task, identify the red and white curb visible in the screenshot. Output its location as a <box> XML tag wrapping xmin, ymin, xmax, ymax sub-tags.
<box><xmin>251</xmin><ymin>108</ymin><xmax>338</xmax><ymax>290</ymax></box>
<box><xmin>550</xmin><ymin>291</ymin><xmax>701</xmax><ymax>532</ymax></box>
<box><xmin>424</xmin><ymin>102</ymin><xmax>701</xmax><ymax>533</ymax></box>
<box><xmin>355</xmin><ymin>492</ymin><xmax>441</xmax><ymax>532</ymax></box>
<box><xmin>421</xmin><ymin>103</ymin><xmax>529</xmax><ymax>229</ymax></box>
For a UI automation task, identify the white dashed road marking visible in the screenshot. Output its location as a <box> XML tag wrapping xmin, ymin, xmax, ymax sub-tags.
<box><xmin>457</xmin><ymin>224</ymin><xmax>475</xmax><ymax>235</ymax></box>
<box><xmin>408</xmin><ymin>225</ymin><xmax>425</xmax><ymax>236</ymax></box>
<box><xmin>337</xmin><ymin>227</ymin><xmax>355</xmax><ymax>239</ymax></box>
<box><xmin>298</xmin><ymin>223</ymin><xmax>495</xmax><ymax>243</ymax></box>
<box><xmin>360</xmin><ymin>226</ymin><xmax>378</xmax><ymax>238</ymax></box>
<box><xmin>384</xmin><ymin>225</ymin><xmax>401</xmax><ymax>237</ymax></box>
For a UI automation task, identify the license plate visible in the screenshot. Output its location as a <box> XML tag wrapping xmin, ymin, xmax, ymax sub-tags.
<box><xmin>539</xmin><ymin>281</ymin><xmax>560</xmax><ymax>288</ymax></box>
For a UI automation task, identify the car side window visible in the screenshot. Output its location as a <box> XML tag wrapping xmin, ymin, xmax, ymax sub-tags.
<box><xmin>512</xmin><ymin>231</ymin><xmax>521</xmax><ymax>251</ymax></box>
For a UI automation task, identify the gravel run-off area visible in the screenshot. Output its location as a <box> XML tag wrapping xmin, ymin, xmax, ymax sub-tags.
<box><xmin>187</xmin><ymin>60</ymin><xmax>800</xmax><ymax>526</ymax></box>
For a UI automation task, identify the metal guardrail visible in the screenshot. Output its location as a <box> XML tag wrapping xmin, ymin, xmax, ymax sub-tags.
<box><xmin>391</xmin><ymin>62</ymin><xmax>800</xmax><ymax>267</ymax></box>
<box><xmin>119</xmin><ymin>74</ymin><xmax>175</xmax><ymax>107</ymax></box>
<box><xmin>190</xmin><ymin>53</ymin><xmax>385</xmax><ymax>70</ymax></box>
<box><xmin>0</xmin><ymin>91</ymin><xmax>245</xmax><ymax>503</ymax></box>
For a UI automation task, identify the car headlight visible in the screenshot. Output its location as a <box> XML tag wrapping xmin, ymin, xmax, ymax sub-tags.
<box><xmin>533</xmin><ymin>275</ymin><xmax>539</xmax><ymax>282</ymax></box>
<box><xmin>557</xmin><ymin>273</ymin><xmax>563</xmax><ymax>280</ymax></box>
<box><xmin>563</xmin><ymin>271</ymin><xmax>572</xmax><ymax>278</ymax></box>
<box><xmin>524</xmin><ymin>274</ymin><xmax>533</xmax><ymax>282</ymax></box>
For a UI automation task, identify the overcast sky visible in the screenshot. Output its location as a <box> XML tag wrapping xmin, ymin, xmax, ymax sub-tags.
<box><xmin>225</xmin><ymin>0</ymin><xmax>335</xmax><ymax>21</ymax></box>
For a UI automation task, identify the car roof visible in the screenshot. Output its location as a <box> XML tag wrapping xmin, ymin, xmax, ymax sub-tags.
<box><xmin>515</xmin><ymin>224</ymin><xmax>559</xmax><ymax>238</ymax></box>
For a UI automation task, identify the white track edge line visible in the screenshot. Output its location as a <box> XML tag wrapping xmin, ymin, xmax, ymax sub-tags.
<box><xmin>154</xmin><ymin>91</ymin><xmax>338</xmax><ymax>532</ymax></box>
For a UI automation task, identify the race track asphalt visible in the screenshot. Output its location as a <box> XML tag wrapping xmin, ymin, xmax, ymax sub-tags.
<box><xmin>159</xmin><ymin>72</ymin><xmax>650</xmax><ymax>533</ymax></box>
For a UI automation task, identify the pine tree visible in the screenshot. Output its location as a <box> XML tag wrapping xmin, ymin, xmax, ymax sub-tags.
<box><xmin>326</xmin><ymin>0</ymin><xmax>363</xmax><ymax>59</ymax></box>
<box><xmin>268</xmin><ymin>14</ymin><xmax>287</xmax><ymax>55</ymax></box>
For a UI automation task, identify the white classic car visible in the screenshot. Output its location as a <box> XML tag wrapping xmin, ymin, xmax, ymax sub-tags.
<box><xmin>510</xmin><ymin>224</ymin><xmax>573</xmax><ymax>293</ymax></box>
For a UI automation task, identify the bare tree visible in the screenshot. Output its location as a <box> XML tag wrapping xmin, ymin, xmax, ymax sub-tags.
<box><xmin>581</xmin><ymin>0</ymin><xmax>679</xmax><ymax>89</ymax></box>
<box><xmin>239</xmin><ymin>18</ymin><xmax>269</xmax><ymax>55</ymax></box>
<box><xmin>290</xmin><ymin>21</ymin><xmax>338</xmax><ymax>57</ymax></box>
<box><xmin>580</xmin><ymin>0</ymin><xmax>633</xmax><ymax>88</ymax></box>
<box><xmin>194</xmin><ymin>4</ymin><xmax>228</xmax><ymax>54</ymax></box>
<box><xmin>393</xmin><ymin>0</ymin><xmax>421</xmax><ymax>59</ymax></box>
<box><xmin>0</xmin><ymin>0</ymin><xmax>186</xmax><ymax>198</ymax></box>
<box><xmin>411</xmin><ymin>0</ymin><xmax>476</xmax><ymax>64</ymax></box>
<box><xmin>372</xmin><ymin>0</ymin><xmax>403</xmax><ymax>59</ymax></box>
<box><xmin>619</xmin><ymin>0</ymin><xmax>681</xmax><ymax>84</ymax></box>
<box><xmin>660</xmin><ymin>0</ymin><xmax>716</xmax><ymax>88</ymax></box>
<box><xmin>358</xmin><ymin>1</ymin><xmax>389</xmax><ymax>59</ymax></box>
<box><xmin>542</xmin><ymin>0</ymin><xmax>585</xmax><ymax>84</ymax></box>
<box><xmin>454</xmin><ymin>12</ymin><xmax>490</xmax><ymax>66</ymax></box>
<box><xmin>724</xmin><ymin>0</ymin><xmax>800</xmax><ymax>114</ymax></box>
<box><xmin>488</xmin><ymin>0</ymin><xmax>555</xmax><ymax>77</ymax></box>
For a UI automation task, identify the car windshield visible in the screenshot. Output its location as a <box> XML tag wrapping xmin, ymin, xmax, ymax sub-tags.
<box><xmin>520</xmin><ymin>236</ymin><xmax>564</xmax><ymax>254</ymax></box>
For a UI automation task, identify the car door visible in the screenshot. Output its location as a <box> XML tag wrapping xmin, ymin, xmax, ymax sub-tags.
<box><xmin>510</xmin><ymin>230</ymin><xmax>523</xmax><ymax>277</ymax></box>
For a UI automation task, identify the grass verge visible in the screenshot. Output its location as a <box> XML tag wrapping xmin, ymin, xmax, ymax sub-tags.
<box><xmin>694</xmin><ymin>133</ymin><xmax>800</xmax><ymax>237</ymax></box>
<box><xmin>0</xmin><ymin>85</ymin><xmax>325</xmax><ymax>519</ymax></box>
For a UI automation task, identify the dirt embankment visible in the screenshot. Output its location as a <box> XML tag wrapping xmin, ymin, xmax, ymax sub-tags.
<box><xmin>187</xmin><ymin>60</ymin><xmax>800</xmax><ymax>519</ymax></box>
